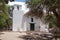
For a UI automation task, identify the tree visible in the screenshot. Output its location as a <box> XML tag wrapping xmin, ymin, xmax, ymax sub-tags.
<box><xmin>27</xmin><ymin>0</ymin><xmax>60</xmax><ymax>40</ymax></box>
<box><xmin>27</xmin><ymin>0</ymin><xmax>60</xmax><ymax>28</ymax></box>
<box><xmin>0</xmin><ymin>0</ymin><xmax>9</xmax><ymax>30</ymax></box>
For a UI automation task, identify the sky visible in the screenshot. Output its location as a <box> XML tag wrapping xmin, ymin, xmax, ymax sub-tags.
<box><xmin>8</xmin><ymin>0</ymin><xmax>26</xmax><ymax>6</ymax></box>
<box><xmin>15</xmin><ymin>0</ymin><xmax>26</xmax><ymax>2</ymax></box>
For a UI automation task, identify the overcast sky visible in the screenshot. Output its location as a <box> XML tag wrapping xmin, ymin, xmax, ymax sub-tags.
<box><xmin>15</xmin><ymin>0</ymin><xmax>26</xmax><ymax>2</ymax></box>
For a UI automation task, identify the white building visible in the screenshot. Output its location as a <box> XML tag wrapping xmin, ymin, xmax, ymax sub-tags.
<box><xmin>8</xmin><ymin>1</ymin><xmax>49</xmax><ymax>32</ymax></box>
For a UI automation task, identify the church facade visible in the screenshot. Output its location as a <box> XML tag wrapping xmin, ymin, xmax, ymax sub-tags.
<box><xmin>8</xmin><ymin>1</ymin><xmax>49</xmax><ymax>32</ymax></box>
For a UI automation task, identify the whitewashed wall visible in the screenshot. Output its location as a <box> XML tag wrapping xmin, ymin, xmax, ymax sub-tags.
<box><xmin>13</xmin><ymin>7</ymin><xmax>24</xmax><ymax>31</ymax></box>
<box><xmin>22</xmin><ymin>16</ymin><xmax>49</xmax><ymax>32</ymax></box>
<box><xmin>12</xmin><ymin>1</ymin><xmax>49</xmax><ymax>32</ymax></box>
<box><xmin>13</xmin><ymin>10</ymin><xmax>49</xmax><ymax>32</ymax></box>
<box><xmin>12</xmin><ymin>2</ymin><xmax>28</xmax><ymax>31</ymax></box>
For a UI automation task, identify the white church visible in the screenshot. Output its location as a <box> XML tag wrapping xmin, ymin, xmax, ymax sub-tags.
<box><xmin>8</xmin><ymin>0</ymin><xmax>49</xmax><ymax>32</ymax></box>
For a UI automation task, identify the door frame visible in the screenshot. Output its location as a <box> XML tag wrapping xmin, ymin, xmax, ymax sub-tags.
<box><xmin>30</xmin><ymin>23</ymin><xmax>35</xmax><ymax>31</ymax></box>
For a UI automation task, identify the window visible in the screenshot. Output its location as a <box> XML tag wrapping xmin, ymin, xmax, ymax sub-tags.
<box><xmin>31</xmin><ymin>18</ymin><xmax>33</xmax><ymax>22</ymax></box>
<box><xmin>17</xmin><ymin>5</ymin><xmax>19</xmax><ymax>10</ymax></box>
<box><xmin>17</xmin><ymin>5</ymin><xmax>22</xmax><ymax>10</ymax></box>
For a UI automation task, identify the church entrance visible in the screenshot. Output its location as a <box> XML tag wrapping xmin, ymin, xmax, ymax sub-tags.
<box><xmin>30</xmin><ymin>23</ymin><xmax>35</xmax><ymax>31</ymax></box>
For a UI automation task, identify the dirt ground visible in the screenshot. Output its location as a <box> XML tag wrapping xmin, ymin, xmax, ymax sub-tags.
<box><xmin>0</xmin><ymin>31</ymin><xmax>27</xmax><ymax>40</ymax></box>
<box><xmin>0</xmin><ymin>31</ymin><xmax>60</xmax><ymax>40</ymax></box>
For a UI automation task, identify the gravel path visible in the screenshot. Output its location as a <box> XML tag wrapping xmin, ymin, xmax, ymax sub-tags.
<box><xmin>0</xmin><ymin>32</ymin><xmax>26</xmax><ymax>40</ymax></box>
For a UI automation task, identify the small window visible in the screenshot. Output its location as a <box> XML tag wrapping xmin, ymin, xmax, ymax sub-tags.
<box><xmin>17</xmin><ymin>6</ymin><xmax>19</xmax><ymax>10</ymax></box>
<box><xmin>31</xmin><ymin>18</ymin><xmax>33</xmax><ymax>22</ymax></box>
